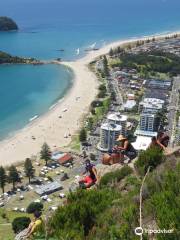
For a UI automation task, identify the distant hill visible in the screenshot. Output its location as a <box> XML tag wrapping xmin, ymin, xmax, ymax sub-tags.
<box><xmin>0</xmin><ymin>16</ymin><xmax>18</xmax><ymax>31</ymax></box>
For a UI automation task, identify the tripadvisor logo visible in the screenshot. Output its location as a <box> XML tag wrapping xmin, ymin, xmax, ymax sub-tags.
<box><xmin>135</xmin><ymin>227</ymin><xmax>174</xmax><ymax>236</ymax></box>
<box><xmin>135</xmin><ymin>227</ymin><xmax>143</xmax><ymax>236</ymax></box>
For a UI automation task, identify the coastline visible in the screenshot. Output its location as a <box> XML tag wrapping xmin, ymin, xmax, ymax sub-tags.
<box><xmin>0</xmin><ymin>30</ymin><xmax>179</xmax><ymax>166</ymax></box>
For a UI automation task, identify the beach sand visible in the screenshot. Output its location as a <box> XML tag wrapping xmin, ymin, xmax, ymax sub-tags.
<box><xmin>0</xmin><ymin>31</ymin><xmax>179</xmax><ymax>166</ymax></box>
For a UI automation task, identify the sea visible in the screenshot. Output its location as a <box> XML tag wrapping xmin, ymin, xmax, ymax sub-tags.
<box><xmin>0</xmin><ymin>0</ymin><xmax>180</xmax><ymax>139</ymax></box>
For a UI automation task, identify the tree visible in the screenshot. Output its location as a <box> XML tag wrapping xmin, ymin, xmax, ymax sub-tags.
<box><xmin>102</xmin><ymin>56</ymin><xmax>109</xmax><ymax>76</ymax></box>
<box><xmin>12</xmin><ymin>217</ymin><xmax>31</xmax><ymax>233</ymax></box>
<box><xmin>109</xmin><ymin>48</ymin><xmax>114</xmax><ymax>57</ymax></box>
<box><xmin>26</xmin><ymin>202</ymin><xmax>43</xmax><ymax>214</ymax></box>
<box><xmin>40</xmin><ymin>142</ymin><xmax>51</xmax><ymax>166</ymax></box>
<box><xmin>8</xmin><ymin>165</ymin><xmax>19</xmax><ymax>190</ymax></box>
<box><xmin>24</xmin><ymin>158</ymin><xmax>35</xmax><ymax>183</ymax></box>
<box><xmin>0</xmin><ymin>166</ymin><xmax>7</xmax><ymax>193</ymax></box>
<box><xmin>79</xmin><ymin>128</ymin><xmax>87</xmax><ymax>143</ymax></box>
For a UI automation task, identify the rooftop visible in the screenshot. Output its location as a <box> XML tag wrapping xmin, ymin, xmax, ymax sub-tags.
<box><xmin>101</xmin><ymin>122</ymin><xmax>122</xmax><ymax>131</ymax></box>
<box><xmin>107</xmin><ymin>112</ymin><xmax>128</xmax><ymax>122</ymax></box>
<box><xmin>35</xmin><ymin>181</ymin><xmax>63</xmax><ymax>196</ymax></box>
<box><xmin>132</xmin><ymin>136</ymin><xmax>152</xmax><ymax>151</ymax></box>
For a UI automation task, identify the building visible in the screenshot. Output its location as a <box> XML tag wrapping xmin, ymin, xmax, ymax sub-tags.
<box><xmin>98</xmin><ymin>122</ymin><xmax>122</xmax><ymax>152</ymax></box>
<box><xmin>123</xmin><ymin>100</ymin><xmax>136</xmax><ymax>111</ymax></box>
<box><xmin>132</xmin><ymin>136</ymin><xmax>152</xmax><ymax>151</ymax></box>
<box><xmin>35</xmin><ymin>181</ymin><xmax>63</xmax><ymax>196</ymax></box>
<box><xmin>107</xmin><ymin>112</ymin><xmax>127</xmax><ymax>136</ymax></box>
<box><xmin>140</xmin><ymin>113</ymin><xmax>159</xmax><ymax>132</ymax></box>
<box><xmin>139</xmin><ymin>98</ymin><xmax>164</xmax><ymax>113</ymax></box>
<box><xmin>51</xmin><ymin>152</ymin><xmax>73</xmax><ymax>165</ymax></box>
<box><xmin>58</xmin><ymin>153</ymin><xmax>73</xmax><ymax>165</ymax></box>
<box><xmin>146</xmin><ymin>79</ymin><xmax>172</xmax><ymax>90</ymax></box>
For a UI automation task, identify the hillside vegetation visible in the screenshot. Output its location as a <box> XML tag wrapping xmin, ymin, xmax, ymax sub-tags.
<box><xmin>0</xmin><ymin>51</ymin><xmax>36</xmax><ymax>64</ymax></box>
<box><xmin>33</xmin><ymin>148</ymin><xmax>180</xmax><ymax>240</ymax></box>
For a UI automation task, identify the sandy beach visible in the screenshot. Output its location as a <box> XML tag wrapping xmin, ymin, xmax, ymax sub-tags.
<box><xmin>0</xmin><ymin>31</ymin><xmax>179</xmax><ymax>166</ymax></box>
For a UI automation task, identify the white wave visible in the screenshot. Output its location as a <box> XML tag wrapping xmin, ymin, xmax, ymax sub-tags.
<box><xmin>29</xmin><ymin>115</ymin><xmax>38</xmax><ymax>122</ymax></box>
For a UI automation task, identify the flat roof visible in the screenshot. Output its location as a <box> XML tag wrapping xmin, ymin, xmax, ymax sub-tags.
<box><xmin>35</xmin><ymin>181</ymin><xmax>63</xmax><ymax>196</ymax></box>
<box><xmin>132</xmin><ymin>136</ymin><xmax>152</xmax><ymax>151</ymax></box>
<box><xmin>107</xmin><ymin>113</ymin><xmax>128</xmax><ymax>122</ymax></box>
<box><xmin>101</xmin><ymin>122</ymin><xmax>122</xmax><ymax>131</ymax></box>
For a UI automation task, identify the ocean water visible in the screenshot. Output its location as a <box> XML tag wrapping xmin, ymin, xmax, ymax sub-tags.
<box><xmin>0</xmin><ymin>64</ymin><xmax>73</xmax><ymax>139</ymax></box>
<box><xmin>0</xmin><ymin>0</ymin><xmax>180</xmax><ymax>138</ymax></box>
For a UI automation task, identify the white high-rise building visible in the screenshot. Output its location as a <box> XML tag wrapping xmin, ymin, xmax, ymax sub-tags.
<box><xmin>98</xmin><ymin>122</ymin><xmax>122</xmax><ymax>152</ymax></box>
<box><xmin>107</xmin><ymin>113</ymin><xmax>127</xmax><ymax>136</ymax></box>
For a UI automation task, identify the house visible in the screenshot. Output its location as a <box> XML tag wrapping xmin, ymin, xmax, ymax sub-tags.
<box><xmin>58</xmin><ymin>153</ymin><xmax>73</xmax><ymax>165</ymax></box>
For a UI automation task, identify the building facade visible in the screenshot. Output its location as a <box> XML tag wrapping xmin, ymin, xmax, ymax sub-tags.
<box><xmin>140</xmin><ymin>113</ymin><xmax>159</xmax><ymax>132</ymax></box>
<box><xmin>98</xmin><ymin>122</ymin><xmax>122</xmax><ymax>151</ymax></box>
<box><xmin>107</xmin><ymin>112</ymin><xmax>127</xmax><ymax>136</ymax></box>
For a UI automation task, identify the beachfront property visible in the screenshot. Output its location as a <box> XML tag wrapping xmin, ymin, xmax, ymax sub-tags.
<box><xmin>98</xmin><ymin>122</ymin><xmax>122</xmax><ymax>152</ymax></box>
<box><xmin>107</xmin><ymin>112</ymin><xmax>127</xmax><ymax>136</ymax></box>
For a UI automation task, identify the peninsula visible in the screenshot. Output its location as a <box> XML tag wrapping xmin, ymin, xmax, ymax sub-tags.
<box><xmin>0</xmin><ymin>51</ymin><xmax>41</xmax><ymax>64</ymax></box>
<box><xmin>0</xmin><ymin>16</ymin><xmax>18</xmax><ymax>31</ymax></box>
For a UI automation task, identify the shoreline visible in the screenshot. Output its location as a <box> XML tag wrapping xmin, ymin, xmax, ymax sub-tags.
<box><xmin>0</xmin><ymin>30</ymin><xmax>179</xmax><ymax>166</ymax></box>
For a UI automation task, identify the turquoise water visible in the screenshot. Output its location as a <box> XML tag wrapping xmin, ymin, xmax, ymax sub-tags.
<box><xmin>0</xmin><ymin>64</ymin><xmax>73</xmax><ymax>138</ymax></box>
<box><xmin>0</xmin><ymin>0</ymin><xmax>180</xmax><ymax>138</ymax></box>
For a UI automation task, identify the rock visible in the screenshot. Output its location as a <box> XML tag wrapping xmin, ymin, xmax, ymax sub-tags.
<box><xmin>96</xmin><ymin>163</ymin><xmax>123</xmax><ymax>178</ymax></box>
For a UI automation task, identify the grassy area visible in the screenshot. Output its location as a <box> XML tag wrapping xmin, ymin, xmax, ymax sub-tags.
<box><xmin>68</xmin><ymin>134</ymin><xmax>81</xmax><ymax>152</ymax></box>
<box><xmin>0</xmin><ymin>223</ymin><xmax>14</xmax><ymax>240</ymax></box>
<box><xmin>108</xmin><ymin>58</ymin><xmax>122</xmax><ymax>67</ymax></box>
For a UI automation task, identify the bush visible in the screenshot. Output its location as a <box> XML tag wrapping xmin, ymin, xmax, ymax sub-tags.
<box><xmin>135</xmin><ymin>147</ymin><xmax>164</xmax><ymax>176</ymax></box>
<box><xmin>99</xmin><ymin>166</ymin><xmax>133</xmax><ymax>187</ymax></box>
<box><xmin>12</xmin><ymin>217</ymin><xmax>31</xmax><ymax>233</ymax></box>
<box><xmin>48</xmin><ymin>189</ymin><xmax>119</xmax><ymax>239</ymax></box>
<box><xmin>26</xmin><ymin>202</ymin><xmax>43</xmax><ymax>214</ymax></box>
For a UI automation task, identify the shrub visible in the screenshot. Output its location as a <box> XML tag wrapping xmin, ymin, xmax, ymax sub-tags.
<box><xmin>135</xmin><ymin>147</ymin><xmax>164</xmax><ymax>176</ymax></box>
<box><xmin>48</xmin><ymin>189</ymin><xmax>119</xmax><ymax>238</ymax></box>
<box><xmin>26</xmin><ymin>202</ymin><xmax>43</xmax><ymax>214</ymax></box>
<box><xmin>99</xmin><ymin>166</ymin><xmax>133</xmax><ymax>187</ymax></box>
<box><xmin>12</xmin><ymin>217</ymin><xmax>31</xmax><ymax>233</ymax></box>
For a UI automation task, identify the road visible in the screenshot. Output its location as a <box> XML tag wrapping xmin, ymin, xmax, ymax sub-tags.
<box><xmin>168</xmin><ymin>76</ymin><xmax>180</xmax><ymax>146</ymax></box>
